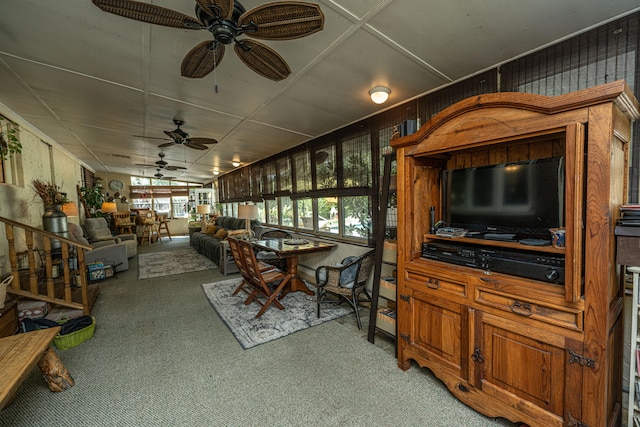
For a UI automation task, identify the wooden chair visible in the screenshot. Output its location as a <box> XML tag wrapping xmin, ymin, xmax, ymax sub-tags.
<box><xmin>137</xmin><ymin>210</ymin><xmax>161</xmax><ymax>246</ymax></box>
<box><xmin>227</xmin><ymin>237</ymin><xmax>273</xmax><ymax>297</ymax></box>
<box><xmin>112</xmin><ymin>211</ymin><xmax>135</xmax><ymax>235</ymax></box>
<box><xmin>156</xmin><ymin>213</ymin><xmax>172</xmax><ymax>240</ymax></box>
<box><xmin>315</xmin><ymin>250</ymin><xmax>376</xmax><ymax>329</ymax></box>
<box><xmin>238</xmin><ymin>239</ymin><xmax>292</xmax><ymax>318</ymax></box>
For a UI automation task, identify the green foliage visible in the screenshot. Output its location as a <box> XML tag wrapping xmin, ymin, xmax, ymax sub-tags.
<box><xmin>80</xmin><ymin>186</ymin><xmax>105</xmax><ymax>216</ymax></box>
<box><xmin>0</xmin><ymin>116</ymin><xmax>22</xmax><ymax>160</ymax></box>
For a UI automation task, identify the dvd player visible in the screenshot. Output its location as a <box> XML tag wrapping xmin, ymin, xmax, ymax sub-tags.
<box><xmin>421</xmin><ymin>242</ymin><xmax>565</xmax><ymax>284</ymax></box>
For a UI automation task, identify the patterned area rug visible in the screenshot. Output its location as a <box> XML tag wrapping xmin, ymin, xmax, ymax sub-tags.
<box><xmin>138</xmin><ymin>248</ymin><xmax>217</xmax><ymax>280</ymax></box>
<box><xmin>202</xmin><ymin>278</ymin><xmax>353</xmax><ymax>349</ymax></box>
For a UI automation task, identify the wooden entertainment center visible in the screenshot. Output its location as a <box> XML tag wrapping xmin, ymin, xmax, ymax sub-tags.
<box><xmin>390</xmin><ymin>81</ymin><xmax>639</xmax><ymax>426</ymax></box>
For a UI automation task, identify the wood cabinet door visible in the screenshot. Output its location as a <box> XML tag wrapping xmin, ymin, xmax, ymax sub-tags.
<box><xmin>471</xmin><ymin>310</ymin><xmax>576</xmax><ymax>426</ymax></box>
<box><xmin>400</xmin><ymin>288</ymin><xmax>467</xmax><ymax>378</ymax></box>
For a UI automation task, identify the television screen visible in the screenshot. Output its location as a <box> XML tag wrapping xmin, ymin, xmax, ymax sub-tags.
<box><xmin>443</xmin><ymin>157</ymin><xmax>564</xmax><ymax>237</ymax></box>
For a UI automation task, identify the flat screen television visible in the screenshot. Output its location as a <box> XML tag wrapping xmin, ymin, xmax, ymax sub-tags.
<box><xmin>442</xmin><ymin>157</ymin><xmax>564</xmax><ymax>238</ymax></box>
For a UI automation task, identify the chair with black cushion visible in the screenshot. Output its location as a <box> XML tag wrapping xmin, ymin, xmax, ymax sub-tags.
<box><xmin>315</xmin><ymin>249</ymin><xmax>376</xmax><ymax>329</ymax></box>
<box><xmin>256</xmin><ymin>229</ymin><xmax>292</xmax><ymax>271</ymax></box>
<box><xmin>238</xmin><ymin>239</ymin><xmax>292</xmax><ymax>318</ymax></box>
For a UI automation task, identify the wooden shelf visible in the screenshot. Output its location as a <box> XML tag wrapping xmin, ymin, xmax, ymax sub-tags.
<box><xmin>423</xmin><ymin>234</ymin><xmax>565</xmax><ymax>254</ymax></box>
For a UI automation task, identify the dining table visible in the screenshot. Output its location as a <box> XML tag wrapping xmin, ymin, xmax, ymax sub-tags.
<box><xmin>252</xmin><ymin>238</ymin><xmax>336</xmax><ymax>296</ymax></box>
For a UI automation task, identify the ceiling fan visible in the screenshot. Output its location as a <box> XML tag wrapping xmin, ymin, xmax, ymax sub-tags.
<box><xmin>153</xmin><ymin>169</ymin><xmax>176</xmax><ymax>180</ymax></box>
<box><xmin>135</xmin><ymin>152</ymin><xmax>187</xmax><ymax>171</ymax></box>
<box><xmin>135</xmin><ymin>119</ymin><xmax>218</xmax><ymax>150</ymax></box>
<box><xmin>92</xmin><ymin>0</ymin><xmax>325</xmax><ymax>81</ymax></box>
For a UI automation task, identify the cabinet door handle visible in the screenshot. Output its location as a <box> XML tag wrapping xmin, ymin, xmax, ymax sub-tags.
<box><xmin>510</xmin><ymin>301</ymin><xmax>533</xmax><ymax>317</ymax></box>
<box><xmin>426</xmin><ymin>278</ymin><xmax>440</xmax><ymax>289</ymax></box>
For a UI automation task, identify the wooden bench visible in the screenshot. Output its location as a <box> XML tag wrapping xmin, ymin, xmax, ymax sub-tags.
<box><xmin>0</xmin><ymin>327</ymin><xmax>74</xmax><ymax>409</ymax></box>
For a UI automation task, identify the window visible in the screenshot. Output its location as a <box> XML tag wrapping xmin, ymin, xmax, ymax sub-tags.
<box><xmin>129</xmin><ymin>176</ymin><xmax>202</xmax><ymax>218</ymax></box>
<box><xmin>317</xmin><ymin>197</ymin><xmax>338</xmax><ymax>234</ymax></box>
<box><xmin>343</xmin><ymin>196</ymin><xmax>371</xmax><ymax>239</ymax></box>
<box><xmin>280</xmin><ymin>196</ymin><xmax>293</xmax><ymax>227</ymax></box>
<box><xmin>296</xmin><ymin>198</ymin><xmax>313</xmax><ymax>229</ymax></box>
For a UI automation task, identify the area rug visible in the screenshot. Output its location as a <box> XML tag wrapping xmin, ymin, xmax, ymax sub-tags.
<box><xmin>202</xmin><ymin>278</ymin><xmax>353</xmax><ymax>349</ymax></box>
<box><xmin>138</xmin><ymin>247</ymin><xmax>217</xmax><ymax>280</ymax></box>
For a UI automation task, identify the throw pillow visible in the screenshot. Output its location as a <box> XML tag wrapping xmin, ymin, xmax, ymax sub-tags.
<box><xmin>215</xmin><ymin>228</ymin><xmax>228</xmax><ymax>240</ymax></box>
<box><xmin>205</xmin><ymin>225</ymin><xmax>218</xmax><ymax>235</ymax></box>
<box><xmin>227</xmin><ymin>229</ymin><xmax>246</xmax><ymax>237</ymax></box>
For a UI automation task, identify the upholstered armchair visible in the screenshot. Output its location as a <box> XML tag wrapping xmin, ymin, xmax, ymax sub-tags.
<box><xmin>68</xmin><ymin>223</ymin><xmax>129</xmax><ymax>272</ymax></box>
<box><xmin>315</xmin><ymin>250</ymin><xmax>376</xmax><ymax>329</ymax></box>
<box><xmin>84</xmin><ymin>217</ymin><xmax>137</xmax><ymax>258</ymax></box>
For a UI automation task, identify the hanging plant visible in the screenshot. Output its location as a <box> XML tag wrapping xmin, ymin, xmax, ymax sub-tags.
<box><xmin>0</xmin><ymin>116</ymin><xmax>22</xmax><ymax>160</ymax></box>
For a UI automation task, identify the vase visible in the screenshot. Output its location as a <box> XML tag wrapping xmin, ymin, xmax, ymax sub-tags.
<box><xmin>43</xmin><ymin>205</ymin><xmax>69</xmax><ymax>250</ymax></box>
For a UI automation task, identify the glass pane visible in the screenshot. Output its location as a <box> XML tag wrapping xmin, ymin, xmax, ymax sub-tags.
<box><xmin>132</xmin><ymin>198</ymin><xmax>152</xmax><ymax>209</ymax></box>
<box><xmin>343</xmin><ymin>195</ymin><xmax>371</xmax><ymax>239</ymax></box>
<box><xmin>292</xmin><ymin>151</ymin><xmax>311</xmax><ymax>193</ymax></box>
<box><xmin>153</xmin><ymin>197</ymin><xmax>170</xmax><ymax>215</ymax></box>
<box><xmin>256</xmin><ymin>202</ymin><xmax>266</xmax><ymax>223</ymax></box>
<box><xmin>266</xmin><ymin>199</ymin><xmax>278</xmax><ymax>224</ymax></box>
<box><xmin>315</xmin><ymin>146</ymin><xmax>336</xmax><ymax>189</ymax></box>
<box><xmin>280</xmin><ymin>196</ymin><xmax>293</xmax><ymax>227</ymax></box>
<box><xmin>131</xmin><ymin>177</ymin><xmax>150</xmax><ymax>186</ymax></box>
<box><xmin>342</xmin><ymin>135</ymin><xmax>372</xmax><ymax>188</ymax></box>
<box><xmin>317</xmin><ymin>197</ymin><xmax>338</xmax><ymax>234</ymax></box>
<box><xmin>277</xmin><ymin>157</ymin><xmax>291</xmax><ymax>192</ymax></box>
<box><xmin>296</xmin><ymin>198</ymin><xmax>313</xmax><ymax>229</ymax></box>
<box><xmin>172</xmin><ymin>196</ymin><xmax>188</xmax><ymax>218</ymax></box>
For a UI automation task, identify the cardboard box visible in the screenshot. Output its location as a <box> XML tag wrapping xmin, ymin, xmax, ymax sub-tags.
<box><xmin>379</xmin><ymin>277</ymin><xmax>396</xmax><ymax>301</ymax></box>
<box><xmin>376</xmin><ymin>308</ymin><xmax>396</xmax><ymax>335</ymax></box>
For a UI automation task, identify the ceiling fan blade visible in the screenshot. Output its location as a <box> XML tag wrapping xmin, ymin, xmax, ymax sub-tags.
<box><xmin>165</xmin><ymin>165</ymin><xmax>188</xmax><ymax>171</ymax></box>
<box><xmin>181</xmin><ymin>41</ymin><xmax>225</xmax><ymax>78</ymax></box>
<box><xmin>158</xmin><ymin>141</ymin><xmax>176</xmax><ymax>148</ymax></box>
<box><xmin>134</xmin><ymin>163</ymin><xmax>157</xmax><ymax>167</ymax></box>
<box><xmin>234</xmin><ymin>40</ymin><xmax>291</xmax><ymax>81</ymax></box>
<box><xmin>163</xmin><ymin>130</ymin><xmax>184</xmax><ymax>141</ymax></box>
<box><xmin>196</xmin><ymin>0</ymin><xmax>234</xmax><ymax>20</ymax></box>
<box><xmin>132</xmin><ymin>134</ymin><xmax>171</xmax><ymax>141</ymax></box>
<box><xmin>187</xmin><ymin>137</ymin><xmax>218</xmax><ymax>145</ymax></box>
<box><xmin>92</xmin><ymin>0</ymin><xmax>203</xmax><ymax>29</ymax></box>
<box><xmin>184</xmin><ymin>142</ymin><xmax>209</xmax><ymax>150</ymax></box>
<box><xmin>239</xmin><ymin>2</ymin><xmax>324</xmax><ymax>40</ymax></box>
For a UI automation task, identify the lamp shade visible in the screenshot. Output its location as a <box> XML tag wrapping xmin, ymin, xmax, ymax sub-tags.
<box><xmin>196</xmin><ymin>204</ymin><xmax>211</xmax><ymax>214</ymax></box>
<box><xmin>61</xmin><ymin>201</ymin><xmax>79</xmax><ymax>216</ymax></box>
<box><xmin>238</xmin><ymin>204</ymin><xmax>258</xmax><ymax>220</ymax></box>
<box><xmin>369</xmin><ymin>86</ymin><xmax>390</xmax><ymax>104</ymax></box>
<box><xmin>101</xmin><ymin>201</ymin><xmax>117</xmax><ymax>213</ymax></box>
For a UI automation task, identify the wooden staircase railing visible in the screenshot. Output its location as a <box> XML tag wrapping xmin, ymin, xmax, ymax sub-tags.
<box><xmin>0</xmin><ymin>215</ymin><xmax>93</xmax><ymax>315</ymax></box>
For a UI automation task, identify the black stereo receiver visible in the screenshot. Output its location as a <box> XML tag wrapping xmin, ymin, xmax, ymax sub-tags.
<box><xmin>421</xmin><ymin>242</ymin><xmax>565</xmax><ymax>284</ymax></box>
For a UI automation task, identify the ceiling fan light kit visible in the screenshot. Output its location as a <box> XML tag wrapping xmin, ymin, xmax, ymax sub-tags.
<box><xmin>92</xmin><ymin>0</ymin><xmax>325</xmax><ymax>82</ymax></box>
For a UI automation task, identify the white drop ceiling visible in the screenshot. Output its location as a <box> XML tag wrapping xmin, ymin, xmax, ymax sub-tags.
<box><xmin>1</xmin><ymin>0</ymin><xmax>638</xmax><ymax>183</ymax></box>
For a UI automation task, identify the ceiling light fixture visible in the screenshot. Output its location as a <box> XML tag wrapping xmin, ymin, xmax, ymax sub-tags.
<box><xmin>232</xmin><ymin>161</ymin><xmax>240</xmax><ymax>167</ymax></box>
<box><xmin>369</xmin><ymin>86</ymin><xmax>391</xmax><ymax>104</ymax></box>
<box><xmin>213</xmin><ymin>170</ymin><xmax>220</xmax><ymax>175</ymax></box>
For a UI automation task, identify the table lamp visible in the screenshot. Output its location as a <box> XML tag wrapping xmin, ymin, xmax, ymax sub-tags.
<box><xmin>238</xmin><ymin>204</ymin><xmax>258</xmax><ymax>239</ymax></box>
<box><xmin>196</xmin><ymin>204</ymin><xmax>211</xmax><ymax>226</ymax></box>
<box><xmin>101</xmin><ymin>201</ymin><xmax>117</xmax><ymax>232</ymax></box>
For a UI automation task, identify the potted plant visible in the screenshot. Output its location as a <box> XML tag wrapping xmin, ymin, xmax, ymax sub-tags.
<box><xmin>80</xmin><ymin>186</ymin><xmax>105</xmax><ymax>216</ymax></box>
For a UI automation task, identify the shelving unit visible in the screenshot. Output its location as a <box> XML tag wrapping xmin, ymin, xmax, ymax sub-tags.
<box><xmin>629</xmin><ymin>266</ymin><xmax>640</xmax><ymax>427</ymax></box>
<box><xmin>391</xmin><ymin>82</ymin><xmax>639</xmax><ymax>426</ymax></box>
<box><xmin>367</xmin><ymin>152</ymin><xmax>397</xmax><ymax>344</ymax></box>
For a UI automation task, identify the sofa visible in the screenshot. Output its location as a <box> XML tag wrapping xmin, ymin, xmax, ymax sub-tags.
<box><xmin>189</xmin><ymin>216</ymin><xmax>262</xmax><ymax>265</ymax></box>
<box><xmin>84</xmin><ymin>217</ymin><xmax>137</xmax><ymax>259</ymax></box>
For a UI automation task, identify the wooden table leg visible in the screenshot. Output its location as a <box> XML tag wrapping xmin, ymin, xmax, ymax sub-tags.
<box><xmin>284</xmin><ymin>257</ymin><xmax>314</xmax><ymax>296</ymax></box>
<box><xmin>38</xmin><ymin>347</ymin><xmax>74</xmax><ymax>392</ymax></box>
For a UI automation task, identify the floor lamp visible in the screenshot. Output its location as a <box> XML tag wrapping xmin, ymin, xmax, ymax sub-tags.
<box><xmin>238</xmin><ymin>204</ymin><xmax>258</xmax><ymax>239</ymax></box>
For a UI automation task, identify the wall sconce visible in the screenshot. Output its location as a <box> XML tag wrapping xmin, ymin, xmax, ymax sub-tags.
<box><xmin>232</xmin><ymin>161</ymin><xmax>240</xmax><ymax>167</ymax></box>
<box><xmin>369</xmin><ymin>86</ymin><xmax>390</xmax><ymax>104</ymax></box>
